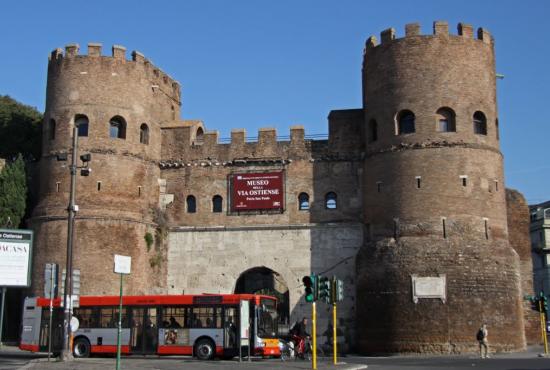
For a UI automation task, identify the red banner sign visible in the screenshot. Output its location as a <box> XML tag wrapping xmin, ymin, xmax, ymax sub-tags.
<box><xmin>231</xmin><ymin>172</ymin><xmax>284</xmax><ymax>211</ymax></box>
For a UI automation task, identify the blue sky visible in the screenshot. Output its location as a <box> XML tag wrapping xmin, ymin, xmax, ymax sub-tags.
<box><xmin>0</xmin><ymin>1</ymin><xmax>548</xmax><ymax>204</ymax></box>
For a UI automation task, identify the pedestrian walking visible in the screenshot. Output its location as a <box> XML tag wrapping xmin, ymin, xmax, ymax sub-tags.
<box><xmin>476</xmin><ymin>323</ymin><xmax>489</xmax><ymax>358</ymax></box>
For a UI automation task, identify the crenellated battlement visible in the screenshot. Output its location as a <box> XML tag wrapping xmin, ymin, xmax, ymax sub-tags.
<box><xmin>364</xmin><ymin>21</ymin><xmax>492</xmax><ymax>53</ymax></box>
<box><xmin>48</xmin><ymin>42</ymin><xmax>180</xmax><ymax>100</ymax></box>
<box><xmin>161</xmin><ymin>107</ymin><xmax>364</xmax><ymax>163</ymax></box>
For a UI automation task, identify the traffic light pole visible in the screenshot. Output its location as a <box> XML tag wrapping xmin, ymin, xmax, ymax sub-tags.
<box><xmin>333</xmin><ymin>303</ymin><xmax>337</xmax><ymax>365</ymax></box>
<box><xmin>312</xmin><ymin>302</ymin><xmax>317</xmax><ymax>370</ymax></box>
<box><xmin>539</xmin><ymin>300</ymin><xmax>548</xmax><ymax>355</ymax></box>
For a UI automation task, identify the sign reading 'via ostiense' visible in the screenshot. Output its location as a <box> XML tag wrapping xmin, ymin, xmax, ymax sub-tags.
<box><xmin>231</xmin><ymin>172</ymin><xmax>284</xmax><ymax>211</ymax></box>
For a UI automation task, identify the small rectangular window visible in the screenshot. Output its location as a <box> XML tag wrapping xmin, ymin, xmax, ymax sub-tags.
<box><xmin>494</xmin><ymin>180</ymin><xmax>499</xmax><ymax>192</ymax></box>
<box><xmin>366</xmin><ymin>223</ymin><xmax>372</xmax><ymax>242</ymax></box>
<box><xmin>377</xmin><ymin>181</ymin><xmax>383</xmax><ymax>193</ymax></box>
<box><xmin>416</xmin><ymin>176</ymin><xmax>421</xmax><ymax>189</ymax></box>
<box><xmin>393</xmin><ymin>218</ymin><xmax>399</xmax><ymax>240</ymax></box>
<box><xmin>56</xmin><ymin>182</ymin><xmax>60</xmax><ymax>193</ymax></box>
<box><xmin>460</xmin><ymin>175</ymin><xmax>468</xmax><ymax>187</ymax></box>
<box><xmin>97</xmin><ymin>181</ymin><xmax>102</xmax><ymax>191</ymax></box>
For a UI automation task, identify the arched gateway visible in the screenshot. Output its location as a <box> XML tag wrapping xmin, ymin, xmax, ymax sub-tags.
<box><xmin>235</xmin><ymin>267</ymin><xmax>289</xmax><ymax>326</ymax></box>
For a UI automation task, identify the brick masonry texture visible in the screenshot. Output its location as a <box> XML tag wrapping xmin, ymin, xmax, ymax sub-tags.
<box><xmin>29</xmin><ymin>22</ymin><xmax>533</xmax><ymax>354</ymax></box>
<box><xmin>506</xmin><ymin>189</ymin><xmax>540</xmax><ymax>344</ymax></box>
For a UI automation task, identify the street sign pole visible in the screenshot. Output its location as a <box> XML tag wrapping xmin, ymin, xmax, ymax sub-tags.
<box><xmin>116</xmin><ymin>273</ymin><xmax>123</xmax><ymax>370</ymax></box>
<box><xmin>114</xmin><ymin>254</ymin><xmax>131</xmax><ymax>370</ymax></box>
<box><xmin>48</xmin><ymin>266</ymin><xmax>55</xmax><ymax>361</ymax></box>
<box><xmin>0</xmin><ymin>287</ymin><xmax>6</xmax><ymax>348</ymax></box>
<box><xmin>312</xmin><ymin>301</ymin><xmax>317</xmax><ymax>370</ymax></box>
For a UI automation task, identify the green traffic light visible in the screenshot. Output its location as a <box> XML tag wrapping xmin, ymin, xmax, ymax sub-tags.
<box><xmin>303</xmin><ymin>275</ymin><xmax>317</xmax><ymax>302</ymax></box>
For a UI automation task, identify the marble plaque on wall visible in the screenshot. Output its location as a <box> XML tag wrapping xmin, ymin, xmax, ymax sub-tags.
<box><xmin>411</xmin><ymin>274</ymin><xmax>446</xmax><ymax>303</ymax></box>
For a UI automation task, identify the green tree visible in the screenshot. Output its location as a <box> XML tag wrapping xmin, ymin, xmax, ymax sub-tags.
<box><xmin>0</xmin><ymin>155</ymin><xmax>27</xmax><ymax>228</ymax></box>
<box><xmin>0</xmin><ymin>95</ymin><xmax>42</xmax><ymax>160</ymax></box>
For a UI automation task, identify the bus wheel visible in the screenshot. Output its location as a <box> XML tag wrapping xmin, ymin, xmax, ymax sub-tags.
<box><xmin>73</xmin><ymin>337</ymin><xmax>91</xmax><ymax>358</ymax></box>
<box><xmin>195</xmin><ymin>338</ymin><xmax>215</xmax><ymax>360</ymax></box>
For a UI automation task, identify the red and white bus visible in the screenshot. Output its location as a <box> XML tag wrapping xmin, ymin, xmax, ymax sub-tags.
<box><xmin>20</xmin><ymin>293</ymin><xmax>280</xmax><ymax>360</ymax></box>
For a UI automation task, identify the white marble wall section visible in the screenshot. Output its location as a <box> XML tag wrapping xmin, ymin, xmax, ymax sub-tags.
<box><xmin>167</xmin><ymin>222</ymin><xmax>363</xmax><ymax>349</ymax></box>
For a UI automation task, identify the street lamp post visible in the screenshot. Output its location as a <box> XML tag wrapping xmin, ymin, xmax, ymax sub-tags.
<box><xmin>60</xmin><ymin>123</ymin><xmax>79</xmax><ymax>361</ymax></box>
<box><xmin>59</xmin><ymin>124</ymin><xmax>91</xmax><ymax>361</ymax></box>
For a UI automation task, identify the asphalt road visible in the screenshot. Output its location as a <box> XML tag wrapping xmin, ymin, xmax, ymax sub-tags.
<box><xmin>2</xmin><ymin>347</ymin><xmax>550</xmax><ymax>370</ymax></box>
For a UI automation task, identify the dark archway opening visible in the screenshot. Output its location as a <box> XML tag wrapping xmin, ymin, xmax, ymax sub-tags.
<box><xmin>235</xmin><ymin>267</ymin><xmax>289</xmax><ymax>327</ymax></box>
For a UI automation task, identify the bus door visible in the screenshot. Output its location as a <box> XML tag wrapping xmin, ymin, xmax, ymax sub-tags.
<box><xmin>130</xmin><ymin>307</ymin><xmax>158</xmax><ymax>354</ymax></box>
<box><xmin>223</xmin><ymin>307</ymin><xmax>238</xmax><ymax>354</ymax></box>
<box><xmin>39</xmin><ymin>306</ymin><xmax>63</xmax><ymax>352</ymax></box>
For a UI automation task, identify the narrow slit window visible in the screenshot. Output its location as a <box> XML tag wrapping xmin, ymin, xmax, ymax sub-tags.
<box><xmin>442</xmin><ymin>218</ymin><xmax>447</xmax><ymax>239</ymax></box>
<box><xmin>298</xmin><ymin>193</ymin><xmax>310</xmax><ymax>211</ymax></box>
<box><xmin>186</xmin><ymin>195</ymin><xmax>196</xmax><ymax>213</ymax></box>
<box><xmin>460</xmin><ymin>176</ymin><xmax>468</xmax><ymax>187</ymax></box>
<box><xmin>56</xmin><ymin>182</ymin><xmax>60</xmax><ymax>193</ymax></box>
<box><xmin>212</xmin><ymin>195</ymin><xmax>223</xmax><ymax>213</ymax></box>
<box><xmin>416</xmin><ymin>176</ymin><xmax>421</xmax><ymax>189</ymax></box>
<box><xmin>138</xmin><ymin>186</ymin><xmax>142</xmax><ymax>197</ymax></box>
<box><xmin>48</xmin><ymin>119</ymin><xmax>56</xmax><ymax>141</ymax></box>
<box><xmin>366</xmin><ymin>223</ymin><xmax>372</xmax><ymax>242</ymax></box>
<box><xmin>325</xmin><ymin>192</ymin><xmax>337</xmax><ymax>209</ymax></box>
<box><xmin>494</xmin><ymin>180</ymin><xmax>499</xmax><ymax>192</ymax></box>
<box><xmin>484</xmin><ymin>218</ymin><xmax>489</xmax><ymax>240</ymax></box>
<box><xmin>75</xmin><ymin>114</ymin><xmax>89</xmax><ymax>137</ymax></box>
<box><xmin>97</xmin><ymin>181</ymin><xmax>101</xmax><ymax>191</ymax></box>
<box><xmin>377</xmin><ymin>181</ymin><xmax>382</xmax><ymax>193</ymax></box>
<box><xmin>393</xmin><ymin>218</ymin><xmax>399</xmax><ymax>240</ymax></box>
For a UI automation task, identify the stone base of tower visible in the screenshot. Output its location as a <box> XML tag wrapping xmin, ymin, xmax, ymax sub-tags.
<box><xmin>30</xmin><ymin>217</ymin><xmax>166</xmax><ymax>297</ymax></box>
<box><xmin>356</xmin><ymin>236</ymin><xmax>526</xmax><ymax>354</ymax></box>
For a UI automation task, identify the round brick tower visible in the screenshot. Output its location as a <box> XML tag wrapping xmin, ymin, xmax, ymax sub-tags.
<box><xmin>356</xmin><ymin>22</ymin><xmax>525</xmax><ymax>353</ymax></box>
<box><xmin>30</xmin><ymin>43</ymin><xmax>181</xmax><ymax>296</ymax></box>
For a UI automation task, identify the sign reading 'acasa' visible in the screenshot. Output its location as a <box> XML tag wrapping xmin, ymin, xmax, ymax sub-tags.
<box><xmin>230</xmin><ymin>172</ymin><xmax>284</xmax><ymax>211</ymax></box>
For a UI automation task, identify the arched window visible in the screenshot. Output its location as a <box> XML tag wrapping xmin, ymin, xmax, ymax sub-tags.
<box><xmin>212</xmin><ymin>195</ymin><xmax>223</xmax><ymax>213</ymax></box>
<box><xmin>186</xmin><ymin>195</ymin><xmax>196</xmax><ymax>213</ymax></box>
<box><xmin>298</xmin><ymin>193</ymin><xmax>310</xmax><ymax>211</ymax></box>
<box><xmin>368</xmin><ymin>119</ymin><xmax>378</xmax><ymax>142</ymax></box>
<box><xmin>109</xmin><ymin>116</ymin><xmax>126</xmax><ymax>139</ymax></box>
<box><xmin>75</xmin><ymin>114</ymin><xmax>89</xmax><ymax>137</ymax></box>
<box><xmin>48</xmin><ymin>119</ymin><xmax>56</xmax><ymax>140</ymax></box>
<box><xmin>140</xmin><ymin>123</ymin><xmax>149</xmax><ymax>144</ymax></box>
<box><xmin>325</xmin><ymin>192</ymin><xmax>337</xmax><ymax>210</ymax></box>
<box><xmin>397</xmin><ymin>110</ymin><xmax>415</xmax><ymax>135</ymax></box>
<box><xmin>195</xmin><ymin>127</ymin><xmax>204</xmax><ymax>144</ymax></box>
<box><xmin>473</xmin><ymin>111</ymin><xmax>487</xmax><ymax>135</ymax></box>
<box><xmin>436</xmin><ymin>107</ymin><xmax>456</xmax><ymax>132</ymax></box>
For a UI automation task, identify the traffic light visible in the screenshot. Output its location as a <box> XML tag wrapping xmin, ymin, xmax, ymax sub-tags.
<box><xmin>531</xmin><ymin>297</ymin><xmax>541</xmax><ymax>312</ymax></box>
<box><xmin>303</xmin><ymin>275</ymin><xmax>317</xmax><ymax>302</ymax></box>
<box><xmin>318</xmin><ymin>276</ymin><xmax>331</xmax><ymax>304</ymax></box>
<box><xmin>542</xmin><ymin>295</ymin><xmax>549</xmax><ymax>313</ymax></box>
<box><xmin>335</xmin><ymin>279</ymin><xmax>344</xmax><ymax>302</ymax></box>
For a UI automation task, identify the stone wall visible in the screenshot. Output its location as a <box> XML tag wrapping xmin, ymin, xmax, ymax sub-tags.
<box><xmin>506</xmin><ymin>188</ymin><xmax>539</xmax><ymax>344</ymax></box>
<box><xmin>167</xmin><ymin>223</ymin><xmax>363</xmax><ymax>350</ymax></box>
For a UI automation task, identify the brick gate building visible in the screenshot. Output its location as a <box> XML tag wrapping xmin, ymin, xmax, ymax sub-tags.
<box><xmin>29</xmin><ymin>21</ymin><xmax>536</xmax><ymax>353</ymax></box>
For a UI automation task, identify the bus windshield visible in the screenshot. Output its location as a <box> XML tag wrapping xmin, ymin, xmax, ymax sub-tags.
<box><xmin>258</xmin><ymin>298</ymin><xmax>278</xmax><ymax>338</ymax></box>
